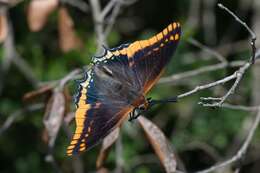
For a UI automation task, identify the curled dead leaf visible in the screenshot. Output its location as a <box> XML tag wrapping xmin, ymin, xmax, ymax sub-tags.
<box><xmin>58</xmin><ymin>6</ymin><xmax>83</xmax><ymax>52</ymax></box>
<box><xmin>96</xmin><ymin>127</ymin><xmax>120</xmax><ymax>169</ymax></box>
<box><xmin>27</xmin><ymin>0</ymin><xmax>58</xmax><ymax>31</ymax></box>
<box><xmin>138</xmin><ymin>116</ymin><xmax>177</xmax><ymax>173</ymax></box>
<box><xmin>0</xmin><ymin>14</ymin><xmax>8</xmax><ymax>43</ymax></box>
<box><xmin>43</xmin><ymin>91</ymin><xmax>65</xmax><ymax>147</ymax></box>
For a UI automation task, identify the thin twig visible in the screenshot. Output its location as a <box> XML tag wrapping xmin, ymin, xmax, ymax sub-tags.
<box><xmin>177</xmin><ymin>72</ymin><xmax>237</xmax><ymax>99</ymax></box>
<box><xmin>218</xmin><ymin>3</ymin><xmax>257</xmax><ymax>64</ymax></box>
<box><xmin>89</xmin><ymin>0</ymin><xmax>105</xmax><ymax>50</ymax></box>
<box><xmin>159</xmin><ymin>63</ymin><xmax>228</xmax><ymax>84</ymax></box>
<box><xmin>61</xmin><ymin>0</ymin><xmax>89</xmax><ymax>12</ymax></box>
<box><xmin>188</xmin><ymin>38</ymin><xmax>227</xmax><ymax>63</ymax></box>
<box><xmin>104</xmin><ymin>1</ymin><xmax>122</xmax><ymax>38</ymax></box>
<box><xmin>0</xmin><ymin>11</ymin><xmax>39</xmax><ymax>95</ymax></box>
<box><xmin>197</xmin><ymin>3</ymin><xmax>257</xmax><ymax>107</ymax></box>
<box><xmin>0</xmin><ymin>103</ymin><xmax>44</xmax><ymax>136</ymax></box>
<box><xmin>176</xmin><ymin>106</ymin><xmax>260</xmax><ymax>173</ymax></box>
<box><xmin>222</xmin><ymin>103</ymin><xmax>259</xmax><ymax>112</ymax></box>
<box><xmin>100</xmin><ymin>0</ymin><xmax>118</xmax><ymax>20</ymax></box>
<box><xmin>194</xmin><ymin>106</ymin><xmax>260</xmax><ymax>173</ymax></box>
<box><xmin>199</xmin><ymin>62</ymin><xmax>251</xmax><ymax>107</ymax></box>
<box><xmin>115</xmin><ymin>133</ymin><xmax>124</xmax><ymax>173</ymax></box>
<box><xmin>58</xmin><ymin>68</ymin><xmax>81</xmax><ymax>89</ymax></box>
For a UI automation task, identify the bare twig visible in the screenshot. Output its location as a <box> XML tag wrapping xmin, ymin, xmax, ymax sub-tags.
<box><xmin>89</xmin><ymin>0</ymin><xmax>106</xmax><ymax>50</ymax></box>
<box><xmin>104</xmin><ymin>1</ymin><xmax>122</xmax><ymax>38</ymax></box>
<box><xmin>0</xmin><ymin>11</ymin><xmax>39</xmax><ymax>95</ymax></box>
<box><xmin>115</xmin><ymin>133</ymin><xmax>124</xmax><ymax>173</ymax></box>
<box><xmin>159</xmin><ymin>51</ymin><xmax>260</xmax><ymax>85</ymax></box>
<box><xmin>162</xmin><ymin>4</ymin><xmax>257</xmax><ymax>107</ymax></box>
<box><xmin>61</xmin><ymin>0</ymin><xmax>89</xmax><ymax>12</ymax></box>
<box><xmin>174</xmin><ymin>53</ymin><xmax>256</xmax><ymax>101</ymax></box>
<box><xmin>160</xmin><ymin>35</ymin><xmax>260</xmax><ymax>86</ymax></box>
<box><xmin>100</xmin><ymin>0</ymin><xmax>118</xmax><ymax>20</ymax></box>
<box><xmin>90</xmin><ymin>0</ymin><xmax>137</xmax><ymax>52</ymax></box>
<box><xmin>194</xmin><ymin>106</ymin><xmax>260</xmax><ymax>173</ymax></box>
<box><xmin>159</xmin><ymin>62</ymin><xmax>228</xmax><ymax>84</ymax></box>
<box><xmin>176</xmin><ymin>106</ymin><xmax>260</xmax><ymax>173</ymax></box>
<box><xmin>222</xmin><ymin>103</ymin><xmax>259</xmax><ymax>112</ymax></box>
<box><xmin>58</xmin><ymin>68</ymin><xmax>81</xmax><ymax>89</ymax></box>
<box><xmin>188</xmin><ymin>38</ymin><xmax>227</xmax><ymax>63</ymax></box>
<box><xmin>177</xmin><ymin>72</ymin><xmax>237</xmax><ymax>99</ymax></box>
<box><xmin>218</xmin><ymin>3</ymin><xmax>257</xmax><ymax>64</ymax></box>
<box><xmin>197</xmin><ymin>3</ymin><xmax>257</xmax><ymax>107</ymax></box>
<box><xmin>0</xmin><ymin>103</ymin><xmax>44</xmax><ymax>136</ymax></box>
<box><xmin>199</xmin><ymin>62</ymin><xmax>251</xmax><ymax>107</ymax></box>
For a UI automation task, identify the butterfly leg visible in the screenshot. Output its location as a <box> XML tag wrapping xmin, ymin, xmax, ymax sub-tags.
<box><xmin>128</xmin><ymin>96</ymin><xmax>178</xmax><ymax>122</ymax></box>
<box><xmin>128</xmin><ymin>111</ymin><xmax>135</xmax><ymax>122</ymax></box>
<box><xmin>128</xmin><ymin>106</ymin><xmax>146</xmax><ymax>122</ymax></box>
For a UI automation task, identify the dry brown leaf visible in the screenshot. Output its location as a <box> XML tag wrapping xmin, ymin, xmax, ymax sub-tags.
<box><xmin>0</xmin><ymin>14</ymin><xmax>8</xmax><ymax>43</ymax></box>
<box><xmin>58</xmin><ymin>6</ymin><xmax>83</xmax><ymax>52</ymax></box>
<box><xmin>96</xmin><ymin>127</ymin><xmax>120</xmax><ymax>169</ymax></box>
<box><xmin>27</xmin><ymin>0</ymin><xmax>58</xmax><ymax>31</ymax></box>
<box><xmin>138</xmin><ymin>116</ymin><xmax>177</xmax><ymax>173</ymax></box>
<box><xmin>43</xmin><ymin>91</ymin><xmax>65</xmax><ymax>146</ymax></box>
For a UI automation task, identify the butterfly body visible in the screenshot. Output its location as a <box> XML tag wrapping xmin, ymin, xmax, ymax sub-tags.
<box><xmin>67</xmin><ymin>22</ymin><xmax>181</xmax><ymax>156</ymax></box>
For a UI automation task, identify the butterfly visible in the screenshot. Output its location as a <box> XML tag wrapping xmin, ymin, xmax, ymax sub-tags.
<box><xmin>66</xmin><ymin>22</ymin><xmax>181</xmax><ymax>156</ymax></box>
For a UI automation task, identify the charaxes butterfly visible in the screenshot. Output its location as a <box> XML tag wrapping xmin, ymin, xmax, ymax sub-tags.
<box><xmin>67</xmin><ymin>22</ymin><xmax>181</xmax><ymax>156</ymax></box>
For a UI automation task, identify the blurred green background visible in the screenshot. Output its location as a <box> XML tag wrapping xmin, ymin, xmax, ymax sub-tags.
<box><xmin>0</xmin><ymin>0</ymin><xmax>260</xmax><ymax>173</ymax></box>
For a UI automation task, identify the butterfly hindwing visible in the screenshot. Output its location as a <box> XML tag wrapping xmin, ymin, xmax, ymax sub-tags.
<box><xmin>67</xmin><ymin>54</ymin><xmax>140</xmax><ymax>155</ymax></box>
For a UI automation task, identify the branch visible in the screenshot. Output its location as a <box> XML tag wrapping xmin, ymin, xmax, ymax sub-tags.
<box><xmin>0</xmin><ymin>11</ymin><xmax>39</xmax><ymax>95</ymax></box>
<box><xmin>100</xmin><ymin>0</ymin><xmax>118</xmax><ymax>20</ymax></box>
<box><xmin>159</xmin><ymin>62</ymin><xmax>228</xmax><ymax>85</ymax></box>
<box><xmin>0</xmin><ymin>103</ymin><xmax>44</xmax><ymax>136</ymax></box>
<box><xmin>61</xmin><ymin>0</ymin><xmax>89</xmax><ymax>13</ymax></box>
<box><xmin>195</xmin><ymin>106</ymin><xmax>260</xmax><ymax>173</ymax></box>
<box><xmin>188</xmin><ymin>38</ymin><xmax>227</xmax><ymax>63</ymax></box>
<box><xmin>177</xmin><ymin>71</ymin><xmax>237</xmax><ymax>99</ymax></box>
<box><xmin>159</xmin><ymin>36</ymin><xmax>260</xmax><ymax>85</ymax></box>
<box><xmin>176</xmin><ymin>106</ymin><xmax>260</xmax><ymax>173</ymax></box>
<box><xmin>177</xmin><ymin>3</ymin><xmax>257</xmax><ymax>107</ymax></box>
<box><xmin>89</xmin><ymin>0</ymin><xmax>105</xmax><ymax>50</ymax></box>
<box><xmin>218</xmin><ymin>3</ymin><xmax>257</xmax><ymax>64</ymax></box>
<box><xmin>199</xmin><ymin>62</ymin><xmax>251</xmax><ymax>107</ymax></box>
<box><xmin>222</xmin><ymin>103</ymin><xmax>259</xmax><ymax>112</ymax></box>
<box><xmin>90</xmin><ymin>0</ymin><xmax>137</xmax><ymax>51</ymax></box>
